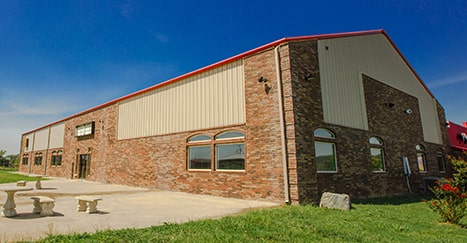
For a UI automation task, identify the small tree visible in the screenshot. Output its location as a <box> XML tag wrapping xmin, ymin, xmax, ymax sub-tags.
<box><xmin>429</xmin><ymin>157</ymin><xmax>467</xmax><ymax>225</ymax></box>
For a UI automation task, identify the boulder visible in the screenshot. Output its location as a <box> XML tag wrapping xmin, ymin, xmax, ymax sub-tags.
<box><xmin>319</xmin><ymin>192</ymin><xmax>351</xmax><ymax>210</ymax></box>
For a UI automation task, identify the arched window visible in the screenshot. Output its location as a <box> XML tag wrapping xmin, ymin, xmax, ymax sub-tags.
<box><xmin>187</xmin><ymin>131</ymin><xmax>245</xmax><ymax>171</ymax></box>
<box><xmin>22</xmin><ymin>154</ymin><xmax>29</xmax><ymax>165</ymax></box>
<box><xmin>188</xmin><ymin>134</ymin><xmax>211</xmax><ymax>143</ymax></box>
<box><xmin>34</xmin><ymin>152</ymin><xmax>43</xmax><ymax>166</ymax></box>
<box><xmin>51</xmin><ymin>150</ymin><xmax>63</xmax><ymax>167</ymax></box>
<box><xmin>215</xmin><ymin>131</ymin><xmax>245</xmax><ymax>171</ymax></box>
<box><xmin>416</xmin><ymin>144</ymin><xmax>427</xmax><ymax>172</ymax></box>
<box><xmin>314</xmin><ymin>128</ymin><xmax>337</xmax><ymax>172</ymax></box>
<box><xmin>369</xmin><ymin>137</ymin><xmax>385</xmax><ymax>172</ymax></box>
<box><xmin>187</xmin><ymin>134</ymin><xmax>212</xmax><ymax>170</ymax></box>
<box><xmin>437</xmin><ymin>149</ymin><xmax>446</xmax><ymax>173</ymax></box>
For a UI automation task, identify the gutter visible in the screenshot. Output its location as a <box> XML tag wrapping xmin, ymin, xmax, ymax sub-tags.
<box><xmin>274</xmin><ymin>44</ymin><xmax>291</xmax><ymax>204</ymax></box>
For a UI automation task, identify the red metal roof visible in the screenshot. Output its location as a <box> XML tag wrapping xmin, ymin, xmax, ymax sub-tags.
<box><xmin>23</xmin><ymin>29</ymin><xmax>435</xmax><ymax>134</ymax></box>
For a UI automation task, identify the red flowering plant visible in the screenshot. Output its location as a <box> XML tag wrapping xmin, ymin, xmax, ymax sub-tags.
<box><xmin>428</xmin><ymin>157</ymin><xmax>467</xmax><ymax>225</ymax></box>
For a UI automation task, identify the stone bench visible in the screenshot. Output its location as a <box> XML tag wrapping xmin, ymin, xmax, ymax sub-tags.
<box><xmin>17</xmin><ymin>181</ymin><xmax>27</xmax><ymax>186</ymax></box>
<box><xmin>31</xmin><ymin>196</ymin><xmax>55</xmax><ymax>216</ymax></box>
<box><xmin>76</xmin><ymin>196</ymin><xmax>102</xmax><ymax>213</ymax></box>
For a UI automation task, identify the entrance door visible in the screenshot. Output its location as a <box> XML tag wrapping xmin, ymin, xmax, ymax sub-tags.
<box><xmin>78</xmin><ymin>154</ymin><xmax>91</xmax><ymax>179</ymax></box>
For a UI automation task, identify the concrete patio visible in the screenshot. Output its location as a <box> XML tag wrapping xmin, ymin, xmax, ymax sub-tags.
<box><xmin>0</xmin><ymin>177</ymin><xmax>278</xmax><ymax>242</ymax></box>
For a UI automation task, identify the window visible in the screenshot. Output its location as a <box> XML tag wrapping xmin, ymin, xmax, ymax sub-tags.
<box><xmin>437</xmin><ymin>149</ymin><xmax>446</xmax><ymax>173</ymax></box>
<box><xmin>51</xmin><ymin>150</ymin><xmax>63</xmax><ymax>167</ymax></box>
<box><xmin>76</xmin><ymin>122</ymin><xmax>94</xmax><ymax>137</ymax></box>
<box><xmin>416</xmin><ymin>144</ymin><xmax>427</xmax><ymax>172</ymax></box>
<box><xmin>187</xmin><ymin>134</ymin><xmax>211</xmax><ymax>170</ymax></box>
<box><xmin>314</xmin><ymin>128</ymin><xmax>337</xmax><ymax>172</ymax></box>
<box><xmin>22</xmin><ymin>154</ymin><xmax>28</xmax><ymax>165</ymax></box>
<box><xmin>187</xmin><ymin>131</ymin><xmax>245</xmax><ymax>171</ymax></box>
<box><xmin>24</xmin><ymin>138</ymin><xmax>29</xmax><ymax>150</ymax></box>
<box><xmin>369</xmin><ymin>137</ymin><xmax>385</xmax><ymax>172</ymax></box>
<box><xmin>34</xmin><ymin>152</ymin><xmax>43</xmax><ymax>166</ymax></box>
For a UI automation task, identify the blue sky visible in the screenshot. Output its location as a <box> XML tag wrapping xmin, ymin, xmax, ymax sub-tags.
<box><xmin>0</xmin><ymin>0</ymin><xmax>466</xmax><ymax>154</ymax></box>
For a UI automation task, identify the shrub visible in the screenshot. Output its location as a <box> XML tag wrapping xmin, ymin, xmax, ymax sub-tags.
<box><xmin>428</xmin><ymin>158</ymin><xmax>467</xmax><ymax>225</ymax></box>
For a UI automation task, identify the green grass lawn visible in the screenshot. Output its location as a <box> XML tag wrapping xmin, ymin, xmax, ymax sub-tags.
<box><xmin>28</xmin><ymin>196</ymin><xmax>466</xmax><ymax>243</ymax></box>
<box><xmin>0</xmin><ymin>168</ymin><xmax>42</xmax><ymax>184</ymax></box>
<box><xmin>3</xmin><ymin>168</ymin><xmax>464</xmax><ymax>242</ymax></box>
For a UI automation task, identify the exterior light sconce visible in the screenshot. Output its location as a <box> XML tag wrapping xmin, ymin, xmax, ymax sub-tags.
<box><xmin>258</xmin><ymin>76</ymin><xmax>268</xmax><ymax>83</ymax></box>
<box><xmin>384</xmin><ymin>102</ymin><xmax>395</xmax><ymax>108</ymax></box>
<box><xmin>405</xmin><ymin>109</ymin><xmax>413</xmax><ymax>114</ymax></box>
<box><xmin>305</xmin><ymin>73</ymin><xmax>314</xmax><ymax>81</ymax></box>
<box><xmin>258</xmin><ymin>76</ymin><xmax>271</xmax><ymax>94</ymax></box>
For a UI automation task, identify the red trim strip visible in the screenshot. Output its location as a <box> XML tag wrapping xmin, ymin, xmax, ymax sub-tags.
<box><xmin>23</xmin><ymin>29</ymin><xmax>434</xmax><ymax>134</ymax></box>
<box><xmin>380</xmin><ymin>30</ymin><xmax>434</xmax><ymax>98</ymax></box>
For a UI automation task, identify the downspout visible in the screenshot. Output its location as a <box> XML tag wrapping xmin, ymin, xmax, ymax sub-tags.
<box><xmin>29</xmin><ymin>133</ymin><xmax>35</xmax><ymax>174</ymax></box>
<box><xmin>44</xmin><ymin>126</ymin><xmax>52</xmax><ymax>175</ymax></box>
<box><xmin>274</xmin><ymin>44</ymin><xmax>290</xmax><ymax>204</ymax></box>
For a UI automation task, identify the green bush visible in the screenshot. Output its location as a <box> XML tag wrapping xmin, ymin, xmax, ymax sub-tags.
<box><xmin>429</xmin><ymin>158</ymin><xmax>467</xmax><ymax>224</ymax></box>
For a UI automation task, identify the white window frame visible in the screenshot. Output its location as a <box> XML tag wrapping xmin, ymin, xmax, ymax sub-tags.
<box><xmin>369</xmin><ymin>137</ymin><xmax>386</xmax><ymax>173</ymax></box>
<box><xmin>314</xmin><ymin>128</ymin><xmax>337</xmax><ymax>173</ymax></box>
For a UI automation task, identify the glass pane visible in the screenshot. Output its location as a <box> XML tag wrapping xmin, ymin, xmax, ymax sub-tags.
<box><xmin>417</xmin><ymin>153</ymin><xmax>427</xmax><ymax>172</ymax></box>
<box><xmin>188</xmin><ymin>134</ymin><xmax>211</xmax><ymax>142</ymax></box>
<box><xmin>188</xmin><ymin>146</ymin><xmax>211</xmax><ymax>170</ymax></box>
<box><xmin>315</xmin><ymin>141</ymin><xmax>337</xmax><ymax>172</ymax></box>
<box><xmin>369</xmin><ymin>137</ymin><xmax>382</xmax><ymax>145</ymax></box>
<box><xmin>216</xmin><ymin>143</ymin><xmax>245</xmax><ymax>170</ymax></box>
<box><xmin>437</xmin><ymin>156</ymin><xmax>446</xmax><ymax>172</ymax></box>
<box><xmin>215</xmin><ymin>131</ymin><xmax>245</xmax><ymax>140</ymax></box>
<box><xmin>370</xmin><ymin>147</ymin><xmax>385</xmax><ymax>172</ymax></box>
<box><xmin>57</xmin><ymin>155</ymin><xmax>62</xmax><ymax>166</ymax></box>
<box><xmin>314</xmin><ymin>128</ymin><xmax>334</xmax><ymax>139</ymax></box>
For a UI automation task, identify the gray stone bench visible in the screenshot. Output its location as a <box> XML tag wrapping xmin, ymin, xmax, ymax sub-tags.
<box><xmin>76</xmin><ymin>196</ymin><xmax>102</xmax><ymax>213</ymax></box>
<box><xmin>30</xmin><ymin>196</ymin><xmax>55</xmax><ymax>216</ymax></box>
<box><xmin>16</xmin><ymin>181</ymin><xmax>27</xmax><ymax>187</ymax></box>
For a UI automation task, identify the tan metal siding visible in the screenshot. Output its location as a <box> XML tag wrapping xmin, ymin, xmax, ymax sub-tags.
<box><xmin>33</xmin><ymin>128</ymin><xmax>49</xmax><ymax>150</ymax></box>
<box><xmin>318</xmin><ymin>34</ymin><xmax>442</xmax><ymax>144</ymax></box>
<box><xmin>49</xmin><ymin>123</ymin><xmax>65</xmax><ymax>149</ymax></box>
<box><xmin>118</xmin><ymin>60</ymin><xmax>245</xmax><ymax>140</ymax></box>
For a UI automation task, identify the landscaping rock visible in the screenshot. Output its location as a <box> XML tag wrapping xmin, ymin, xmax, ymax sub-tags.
<box><xmin>319</xmin><ymin>192</ymin><xmax>351</xmax><ymax>210</ymax></box>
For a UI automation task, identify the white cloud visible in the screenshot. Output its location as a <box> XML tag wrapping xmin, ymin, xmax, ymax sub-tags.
<box><xmin>0</xmin><ymin>61</ymin><xmax>177</xmax><ymax>155</ymax></box>
<box><xmin>427</xmin><ymin>72</ymin><xmax>467</xmax><ymax>89</ymax></box>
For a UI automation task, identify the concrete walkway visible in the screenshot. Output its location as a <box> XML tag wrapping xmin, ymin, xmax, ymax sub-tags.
<box><xmin>0</xmin><ymin>177</ymin><xmax>278</xmax><ymax>242</ymax></box>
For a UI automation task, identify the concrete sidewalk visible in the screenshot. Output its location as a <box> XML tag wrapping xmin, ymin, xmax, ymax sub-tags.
<box><xmin>0</xmin><ymin>177</ymin><xmax>278</xmax><ymax>242</ymax></box>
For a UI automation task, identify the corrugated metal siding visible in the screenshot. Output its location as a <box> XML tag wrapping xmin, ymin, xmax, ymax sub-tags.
<box><xmin>49</xmin><ymin>123</ymin><xmax>64</xmax><ymax>149</ymax></box>
<box><xmin>318</xmin><ymin>34</ymin><xmax>442</xmax><ymax>144</ymax></box>
<box><xmin>118</xmin><ymin>60</ymin><xmax>245</xmax><ymax>140</ymax></box>
<box><xmin>33</xmin><ymin>128</ymin><xmax>49</xmax><ymax>150</ymax></box>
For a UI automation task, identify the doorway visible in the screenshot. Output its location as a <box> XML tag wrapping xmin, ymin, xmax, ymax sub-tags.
<box><xmin>78</xmin><ymin>154</ymin><xmax>91</xmax><ymax>179</ymax></box>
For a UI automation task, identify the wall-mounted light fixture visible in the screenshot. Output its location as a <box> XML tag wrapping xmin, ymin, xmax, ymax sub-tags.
<box><xmin>384</xmin><ymin>102</ymin><xmax>395</xmax><ymax>108</ymax></box>
<box><xmin>305</xmin><ymin>73</ymin><xmax>314</xmax><ymax>81</ymax></box>
<box><xmin>258</xmin><ymin>76</ymin><xmax>268</xmax><ymax>83</ymax></box>
<box><xmin>405</xmin><ymin>109</ymin><xmax>413</xmax><ymax>114</ymax></box>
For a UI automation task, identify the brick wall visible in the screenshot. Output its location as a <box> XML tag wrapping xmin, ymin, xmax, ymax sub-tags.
<box><xmin>18</xmin><ymin>39</ymin><xmax>451</xmax><ymax>205</ymax></box>
<box><xmin>285</xmin><ymin>38</ymin><xmax>451</xmax><ymax>203</ymax></box>
<box><xmin>18</xmin><ymin>47</ymin><xmax>291</xmax><ymax>204</ymax></box>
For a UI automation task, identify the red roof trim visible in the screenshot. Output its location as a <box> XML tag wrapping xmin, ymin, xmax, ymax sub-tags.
<box><xmin>380</xmin><ymin>31</ymin><xmax>434</xmax><ymax>98</ymax></box>
<box><xmin>23</xmin><ymin>29</ymin><xmax>434</xmax><ymax>134</ymax></box>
